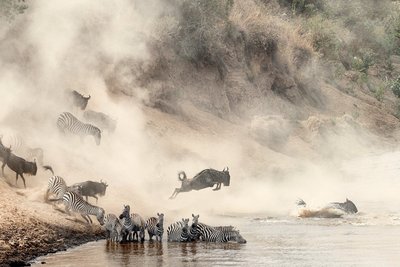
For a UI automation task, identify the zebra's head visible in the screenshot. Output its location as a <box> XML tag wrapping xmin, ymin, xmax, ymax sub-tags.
<box><xmin>232</xmin><ymin>230</ymin><xmax>246</xmax><ymax>244</ymax></box>
<box><xmin>191</xmin><ymin>214</ymin><xmax>199</xmax><ymax>227</ymax></box>
<box><xmin>119</xmin><ymin>204</ymin><xmax>130</xmax><ymax>220</ymax></box>
<box><xmin>181</xmin><ymin>218</ymin><xmax>189</xmax><ymax>232</ymax></box>
<box><xmin>222</xmin><ymin>167</ymin><xmax>230</xmax><ymax>186</ymax></box>
<box><xmin>156</xmin><ymin>213</ymin><xmax>164</xmax><ymax>227</ymax></box>
<box><xmin>97</xmin><ymin>208</ymin><xmax>105</xmax><ymax>226</ymax></box>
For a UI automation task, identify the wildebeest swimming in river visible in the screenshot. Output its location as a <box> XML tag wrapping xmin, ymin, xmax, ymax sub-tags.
<box><xmin>169</xmin><ymin>167</ymin><xmax>230</xmax><ymax>199</ymax></box>
<box><xmin>296</xmin><ymin>198</ymin><xmax>358</xmax><ymax>218</ymax></box>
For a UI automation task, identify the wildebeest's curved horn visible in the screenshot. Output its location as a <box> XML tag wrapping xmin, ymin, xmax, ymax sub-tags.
<box><xmin>226</xmin><ymin>167</ymin><xmax>229</xmax><ymax>171</ymax></box>
<box><xmin>88</xmin><ymin>94</ymin><xmax>91</xmax><ymax>99</ymax></box>
<box><xmin>223</xmin><ymin>167</ymin><xmax>226</xmax><ymax>171</ymax></box>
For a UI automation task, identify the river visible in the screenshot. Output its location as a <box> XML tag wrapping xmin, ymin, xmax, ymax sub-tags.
<box><xmin>31</xmin><ymin>214</ymin><xmax>400</xmax><ymax>267</ymax></box>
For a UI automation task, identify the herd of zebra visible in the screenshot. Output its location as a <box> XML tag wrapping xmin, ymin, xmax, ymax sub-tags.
<box><xmin>1</xmin><ymin>89</ymin><xmax>246</xmax><ymax>244</ymax></box>
<box><xmin>44</xmin><ymin>165</ymin><xmax>246</xmax><ymax>244</ymax></box>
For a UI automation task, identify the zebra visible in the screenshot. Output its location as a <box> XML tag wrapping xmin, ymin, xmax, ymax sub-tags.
<box><xmin>189</xmin><ymin>214</ymin><xmax>200</xmax><ymax>241</ymax></box>
<box><xmin>103</xmin><ymin>214</ymin><xmax>124</xmax><ymax>242</ymax></box>
<box><xmin>196</xmin><ymin>223</ymin><xmax>246</xmax><ymax>243</ymax></box>
<box><xmin>118</xmin><ymin>205</ymin><xmax>146</xmax><ymax>242</ymax></box>
<box><xmin>70</xmin><ymin>90</ymin><xmax>90</xmax><ymax>110</ymax></box>
<box><xmin>1</xmin><ymin>134</ymin><xmax>44</xmax><ymax>166</ymax></box>
<box><xmin>43</xmin><ymin>166</ymin><xmax>81</xmax><ymax>203</ymax></box>
<box><xmin>62</xmin><ymin>191</ymin><xmax>105</xmax><ymax>225</ymax></box>
<box><xmin>167</xmin><ymin>218</ymin><xmax>190</xmax><ymax>242</ymax></box>
<box><xmin>57</xmin><ymin>112</ymin><xmax>102</xmax><ymax>145</ymax></box>
<box><xmin>145</xmin><ymin>213</ymin><xmax>164</xmax><ymax>241</ymax></box>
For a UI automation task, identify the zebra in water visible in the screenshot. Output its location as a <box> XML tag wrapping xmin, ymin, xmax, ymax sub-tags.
<box><xmin>103</xmin><ymin>214</ymin><xmax>124</xmax><ymax>242</ymax></box>
<box><xmin>145</xmin><ymin>213</ymin><xmax>164</xmax><ymax>241</ymax></box>
<box><xmin>189</xmin><ymin>214</ymin><xmax>200</xmax><ymax>241</ymax></box>
<box><xmin>196</xmin><ymin>223</ymin><xmax>246</xmax><ymax>243</ymax></box>
<box><xmin>57</xmin><ymin>112</ymin><xmax>101</xmax><ymax>145</ymax></box>
<box><xmin>43</xmin><ymin>166</ymin><xmax>81</xmax><ymax>203</ymax></box>
<box><xmin>167</xmin><ymin>218</ymin><xmax>190</xmax><ymax>242</ymax></box>
<box><xmin>62</xmin><ymin>191</ymin><xmax>105</xmax><ymax>225</ymax></box>
<box><xmin>118</xmin><ymin>205</ymin><xmax>146</xmax><ymax>242</ymax></box>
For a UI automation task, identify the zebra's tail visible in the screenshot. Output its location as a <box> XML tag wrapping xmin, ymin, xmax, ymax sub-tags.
<box><xmin>43</xmin><ymin>165</ymin><xmax>54</xmax><ymax>175</ymax></box>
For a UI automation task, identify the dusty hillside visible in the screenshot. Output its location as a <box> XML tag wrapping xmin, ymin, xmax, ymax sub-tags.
<box><xmin>1</xmin><ymin>0</ymin><xmax>400</xmax><ymax>265</ymax></box>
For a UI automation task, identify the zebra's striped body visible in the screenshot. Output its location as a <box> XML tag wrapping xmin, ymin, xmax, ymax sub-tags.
<box><xmin>167</xmin><ymin>218</ymin><xmax>190</xmax><ymax>242</ymax></box>
<box><xmin>57</xmin><ymin>112</ymin><xmax>101</xmax><ymax>145</ymax></box>
<box><xmin>103</xmin><ymin>214</ymin><xmax>124</xmax><ymax>242</ymax></box>
<box><xmin>145</xmin><ymin>213</ymin><xmax>164</xmax><ymax>241</ymax></box>
<box><xmin>119</xmin><ymin>205</ymin><xmax>146</xmax><ymax>242</ymax></box>
<box><xmin>63</xmin><ymin>191</ymin><xmax>105</xmax><ymax>225</ymax></box>
<box><xmin>196</xmin><ymin>223</ymin><xmax>246</xmax><ymax>243</ymax></box>
<box><xmin>44</xmin><ymin>166</ymin><xmax>81</xmax><ymax>203</ymax></box>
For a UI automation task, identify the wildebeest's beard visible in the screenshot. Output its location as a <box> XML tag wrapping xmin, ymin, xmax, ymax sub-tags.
<box><xmin>223</xmin><ymin>173</ymin><xmax>230</xmax><ymax>186</ymax></box>
<box><xmin>25</xmin><ymin>161</ymin><xmax>37</xmax><ymax>175</ymax></box>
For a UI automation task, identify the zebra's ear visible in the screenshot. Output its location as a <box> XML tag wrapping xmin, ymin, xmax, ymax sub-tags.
<box><xmin>157</xmin><ymin>212</ymin><xmax>160</xmax><ymax>216</ymax></box>
<box><xmin>192</xmin><ymin>213</ymin><xmax>194</xmax><ymax>217</ymax></box>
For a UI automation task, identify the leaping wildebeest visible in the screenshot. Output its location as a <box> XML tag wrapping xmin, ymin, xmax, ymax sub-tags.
<box><xmin>169</xmin><ymin>167</ymin><xmax>231</xmax><ymax>199</ymax></box>
<box><xmin>2</xmin><ymin>152</ymin><xmax>37</xmax><ymax>188</ymax></box>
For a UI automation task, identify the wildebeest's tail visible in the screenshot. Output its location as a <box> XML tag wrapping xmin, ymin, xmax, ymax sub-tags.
<box><xmin>296</xmin><ymin>198</ymin><xmax>306</xmax><ymax>207</ymax></box>
<box><xmin>178</xmin><ymin>171</ymin><xmax>187</xmax><ymax>181</ymax></box>
<box><xmin>43</xmin><ymin>165</ymin><xmax>54</xmax><ymax>175</ymax></box>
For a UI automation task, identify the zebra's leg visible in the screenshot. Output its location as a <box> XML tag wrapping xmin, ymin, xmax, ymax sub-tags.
<box><xmin>85</xmin><ymin>196</ymin><xmax>88</xmax><ymax>202</ymax></box>
<box><xmin>94</xmin><ymin>196</ymin><xmax>98</xmax><ymax>204</ymax></box>
<box><xmin>140</xmin><ymin>229</ymin><xmax>145</xmax><ymax>242</ymax></box>
<box><xmin>81</xmin><ymin>214</ymin><xmax>91</xmax><ymax>224</ymax></box>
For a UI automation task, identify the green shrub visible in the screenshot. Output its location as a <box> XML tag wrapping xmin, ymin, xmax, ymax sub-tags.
<box><xmin>391</xmin><ymin>76</ymin><xmax>400</xmax><ymax>98</ymax></box>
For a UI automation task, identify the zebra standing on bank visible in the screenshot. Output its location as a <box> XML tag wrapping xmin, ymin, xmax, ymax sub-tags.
<box><xmin>62</xmin><ymin>191</ymin><xmax>105</xmax><ymax>225</ymax></box>
<box><xmin>103</xmin><ymin>213</ymin><xmax>124</xmax><ymax>242</ymax></box>
<box><xmin>43</xmin><ymin>166</ymin><xmax>81</xmax><ymax>203</ymax></box>
<box><xmin>167</xmin><ymin>218</ymin><xmax>190</xmax><ymax>242</ymax></box>
<box><xmin>57</xmin><ymin>112</ymin><xmax>102</xmax><ymax>145</ymax></box>
<box><xmin>196</xmin><ymin>223</ymin><xmax>246</xmax><ymax>243</ymax></box>
<box><xmin>119</xmin><ymin>205</ymin><xmax>146</xmax><ymax>242</ymax></box>
<box><xmin>145</xmin><ymin>213</ymin><xmax>164</xmax><ymax>241</ymax></box>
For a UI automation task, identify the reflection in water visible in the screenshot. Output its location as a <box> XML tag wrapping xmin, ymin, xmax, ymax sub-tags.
<box><xmin>33</xmin><ymin>216</ymin><xmax>400</xmax><ymax>267</ymax></box>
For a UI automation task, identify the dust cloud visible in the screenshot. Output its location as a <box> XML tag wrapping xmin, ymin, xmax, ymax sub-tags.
<box><xmin>0</xmin><ymin>0</ymin><xmax>398</xmax><ymax>227</ymax></box>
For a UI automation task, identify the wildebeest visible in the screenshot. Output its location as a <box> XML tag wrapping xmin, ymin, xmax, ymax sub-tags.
<box><xmin>70</xmin><ymin>90</ymin><xmax>91</xmax><ymax>110</ymax></box>
<box><xmin>83</xmin><ymin>110</ymin><xmax>117</xmax><ymax>133</ymax></box>
<box><xmin>328</xmin><ymin>198</ymin><xmax>358</xmax><ymax>214</ymax></box>
<box><xmin>2</xmin><ymin>134</ymin><xmax>44</xmax><ymax>166</ymax></box>
<box><xmin>169</xmin><ymin>167</ymin><xmax>231</xmax><ymax>199</ymax></box>
<box><xmin>296</xmin><ymin>198</ymin><xmax>358</xmax><ymax>218</ymax></box>
<box><xmin>0</xmin><ymin>137</ymin><xmax>11</xmax><ymax>175</ymax></box>
<box><xmin>70</xmin><ymin>180</ymin><xmax>108</xmax><ymax>203</ymax></box>
<box><xmin>2</xmin><ymin>152</ymin><xmax>37</xmax><ymax>188</ymax></box>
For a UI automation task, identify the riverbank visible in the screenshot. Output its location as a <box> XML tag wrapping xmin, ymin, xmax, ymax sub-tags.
<box><xmin>0</xmin><ymin>180</ymin><xmax>105</xmax><ymax>266</ymax></box>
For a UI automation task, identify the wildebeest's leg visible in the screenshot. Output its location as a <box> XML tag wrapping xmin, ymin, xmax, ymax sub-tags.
<box><xmin>15</xmin><ymin>172</ymin><xmax>19</xmax><ymax>187</ymax></box>
<box><xmin>20</xmin><ymin>173</ymin><xmax>26</xmax><ymax>189</ymax></box>
<box><xmin>212</xmin><ymin>183</ymin><xmax>221</xmax><ymax>191</ymax></box>
<box><xmin>169</xmin><ymin>188</ymin><xmax>180</xmax><ymax>199</ymax></box>
<box><xmin>94</xmin><ymin>196</ymin><xmax>98</xmax><ymax>204</ymax></box>
<box><xmin>1</xmin><ymin>162</ymin><xmax>5</xmax><ymax>177</ymax></box>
